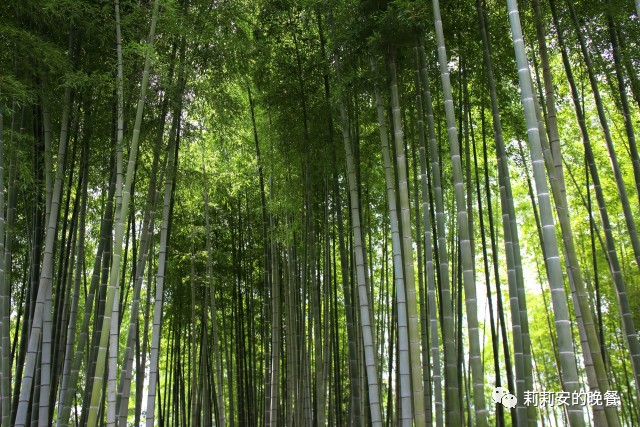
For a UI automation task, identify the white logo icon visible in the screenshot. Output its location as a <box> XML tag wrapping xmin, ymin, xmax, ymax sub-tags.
<box><xmin>493</xmin><ymin>386</ymin><xmax>517</xmax><ymax>409</ymax></box>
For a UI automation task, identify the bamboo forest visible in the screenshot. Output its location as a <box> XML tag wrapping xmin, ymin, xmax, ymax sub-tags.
<box><xmin>3</xmin><ymin>0</ymin><xmax>640</xmax><ymax>425</ymax></box>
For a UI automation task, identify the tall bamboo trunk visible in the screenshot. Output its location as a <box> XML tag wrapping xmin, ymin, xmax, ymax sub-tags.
<box><xmin>340</xmin><ymin>99</ymin><xmax>382</xmax><ymax>425</ymax></box>
<box><xmin>472</xmin><ymin>106</ymin><xmax>504</xmax><ymax>427</ymax></box>
<box><xmin>371</xmin><ymin>54</ymin><xmax>413</xmax><ymax>426</ymax></box>
<box><xmin>146</xmin><ymin>98</ymin><xmax>180</xmax><ymax>427</ymax></box>
<box><xmin>14</xmin><ymin>83</ymin><xmax>72</xmax><ymax>427</ymax></box>
<box><xmin>387</xmin><ymin>51</ymin><xmax>427</xmax><ymax>426</ymax></box>
<box><xmin>530</xmin><ymin>2</ymin><xmax>618</xmax><ymax>424</ymax></box>
<box><xmin>431</xmin><ymin>1</ymin><xmax>487</xmax><ymax>424</ymax></box>
<box><xmin>86</xmin><ymin>2</ymin><xmax>160</xmax><ymax>424</ymax></box>
<box><xmin>414</xmin><ymin>44</ymin><xmax>442</xmax><ymax>427</ymax></box>
<box><xmin>268</xmin><ymin>209</ymin><xmax>280</xmax><ymax>426</ymax></box>
<box><xmin>116</xmin><ymin>137</ymin><xmax>162</xmax><ymax>425</ymax></box>
<box><xmin>416</xmin><ymin>38</ymin><xmax>461</xmax><ymax>425</ymax></box>
<box><xmin>0</xmin><ymin>98</ymin><xmax>7</xmax><ymax>427</ymax></box>
<box><xmin>506</xmin><ymin>1</ymin><xmax>584</xmax><ymax>425</ymax></box>
<box><xmin>475</xmin><ymin>2</ymin><xmax>528</xmax><ymax>423</ymax></box>
<box><xmin>203</xmin><ymin>145</ymin><xmax>226</xmax><ymax>427</ymax></box>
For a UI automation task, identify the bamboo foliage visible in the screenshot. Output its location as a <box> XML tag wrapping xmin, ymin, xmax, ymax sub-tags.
<box><xmin>550</xmin><ymin>0</ymin><xmax>640</xmax><ymax>401</ymax></box>
<box><xmin>563</xmin><ymin>0</ymin><xmax>640</xmax><ymax>394</ymax></box>
<box><xmin>2</xmin><ymin>0</ymin><xmax>640</xmax><ymax>425</ymax></box>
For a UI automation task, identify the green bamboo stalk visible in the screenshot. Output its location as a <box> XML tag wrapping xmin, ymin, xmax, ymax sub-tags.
<box><xmin>551</xmin><ymin>0</ymin><xmax>640</xmax><ymax>400</ymax></box>
<box><xmin>417</xmin><ymin>39</ymin><xmax>461</xmax><ymax>425</ymax></box>
<box><xmin>431</xmin><ymin>1</ymin><xmax>487</xmax><ymax>424</ymax></box>
<box><xmin>506</xmin><ymin>1</ymin><xmax>584</xmax><ymax>425</ymax></box>
<box><xmin>371</xmin><ymin>54</ymin><xmax>413</xmax><ymax>426</ymax></box>
<box><xmin>86</xmin><ymin>1</ymin><xmax>160</xmax><ymax>423</ymax></box>
<box><xmin>14</xmin><ymin>84</ymin><xmax>72</xmax><ymax>427</ymax></box>
<box><xmin>146</xmin><ymin>104</ymin><xmax>180</xmax><ymax>427</ymax></box>
<box><xmin>476</xmin><ymin>3</ymin><xmax>529</xmax><ymax>423</ymax></box>
<box><xmin>202</xmin><ymin>147</ymin><xmax>226</xmax><ymax>427</ymax></box>
<box><xmin>414</xmin><ymin>45</ymin><xmax>442</xmax><ymax>427</ymax></box>
<box><xmin>387</xmin><ymin>51</ymin><xmax>426</xmax><ymax>426</ymax></box>
<box><xmin>0</xmin><ymin>97</ymin><xmax>7</xmax><ymax>427</ymax></box>
<box><xmin>340</xmin><ymin>99</ymin><xmax>383</xmax><ymax>426</ymax></box>
<box><xmin>530</xmin><ymin>3</ymin><xmax>617</xmax><ymax>424</ymax></box>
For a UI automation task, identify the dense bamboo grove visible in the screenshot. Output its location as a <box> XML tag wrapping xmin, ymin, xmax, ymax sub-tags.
<box><xmin>1</xmin><ymin>0</ymin><xmax>640</xmax><ymax>425</ymax></box>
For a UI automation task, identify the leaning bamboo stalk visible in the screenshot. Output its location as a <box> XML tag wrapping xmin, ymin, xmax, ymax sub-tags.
<box><xmin>551</xmin><ymin>0</ymin><xmax>640</xmax><ymax>400</ymax></box>
<box><xmin>530</xmin><ymin>4</ymin><xmax>616</xmax><ymax>424</ymax></box>
<box><xmin>85</xmin><ymin>1</ymin><xmax>160</xmax><ymax>423</ymax></box>
<box><xmin>506</xmin><ymin>1</ymin><xmax>584</xmax><ymax>425</ymax></box>
<box><xmin>107</xmin><ymin>0</ymin><xmax>126</xmax><ymax>422</ymax></box>
<box><xmin>118</xmin><ymin>38</ymin><xmax>179</xmax><ymax>424</ymax></box>
<box><xmin>565</xmin><ymin>0</ymin><xmax>640</xmax><ymax>393</ymax></box>
<box><xmin>56</xmin><ymin>162</ymin><xmax>115</xmax><ymax>425</ymax></box>
<box><xmin>116</xmin><ymin>121</ymin><xmax>163</xmax><ymax>426</ymax></box>
<box><xmin>57</xmin><ymin>136</ymin><xmax>88</xmax><ymax>422</ymax></box>
<box><xmin>417</xmin><ymin>39</ymin><xmax>460</xmax><ymax>425</ymax></box>
<box><xmin>320</xmin><ymin>10</ymin><xmax>362</xmax><ymax>422</ymax></box>
<box><xmin>475</xmin><ymin>2</ymin><xmax>529</xmax><ymax>423</ymax></box>
<box><xmin>14</xmin><ymin>84</ymin><xmax>72</xmax><ymax>427</ymax></box>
